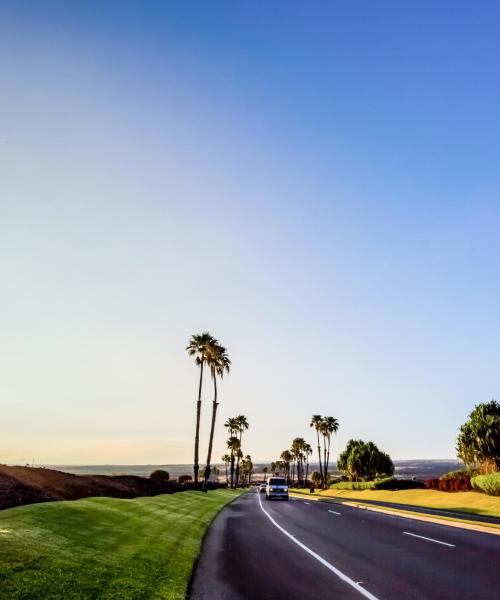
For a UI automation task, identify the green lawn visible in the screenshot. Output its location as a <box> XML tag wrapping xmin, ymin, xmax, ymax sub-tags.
<box><xmin>0</xmin><ymin>489</ymin><xmax>243</xmax><ymax>600</ymax></box>
<box><xmin>290</xmin><ymin>487</ymin><xmax>500</xmax><ymax>518</ymax></box>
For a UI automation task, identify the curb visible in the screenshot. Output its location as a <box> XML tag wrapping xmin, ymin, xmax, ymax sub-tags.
<box><xmin>289</xmin><ymin>492</ymin><xmax>500</xmax><ymax>535</ymax></box>
<box><xmin>339</xmin><ymin>501</ymin><xmax>500</xmax><ymax>536</ymax></box>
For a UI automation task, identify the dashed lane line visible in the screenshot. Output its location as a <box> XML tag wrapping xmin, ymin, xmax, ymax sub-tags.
<box><xmin>403</xmin><ymin>531</ymin><xmax>455</xmax><ymax>547</ymax></box>
<box><xmin>257</xmin><ymin>491</ymin><xmax>380</xmax><ymax>600</ymax></box>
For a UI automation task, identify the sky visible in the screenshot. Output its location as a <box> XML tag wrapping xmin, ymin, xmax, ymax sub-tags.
<box><xmin>1</xmin><ymin>1</ymin><xmax>499</xmax><ymax>465</ymax></box>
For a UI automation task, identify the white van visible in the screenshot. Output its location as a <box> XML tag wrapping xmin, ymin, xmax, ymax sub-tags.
<box><xmin>266</xmin><ymin>477</ymin><xmax>289</xmax><ymax>500</ymax></box>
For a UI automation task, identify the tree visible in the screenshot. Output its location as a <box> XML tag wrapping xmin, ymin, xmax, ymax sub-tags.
<box><xmin>310</xmin><ymin>415</ymin><xmax>324</xmax><ymax>487</ymax></box>
<box><xmin>304</xmin><ymin>442</ymin><xmax>312</xmax><ymax>484</ymax></box>
<box><xmin>186</xmin><ymin>332</ymin><xmax>216</xmax><ymax>483</ymax></box>
<box><xmin>337</xmin><ymin>439</ymin><xmax>394</xmax><ymax>481</ymax></box>
<box><xmin>221</xmin><ymin>454</ymin><xmax>231</xmax><ymax>484</ymax></box>
<box><xmin>457</xmin><ymin>400</ymin><xmax>500</xmax><ymax>473</ymax></box>
<box><xmin>225</xmin><ymin>417</ymin><xmax>240</xmax><ymax>487</ymax></box>
<box><xmin>280</xmin><ymin>450</ymin><xmax>292</xmax><ymax>483</ymax></box>
<box><xmin>291</xmin><ymin>437</ymin><xmax>307</xmax><ymax>486</ymax></box>
<box><xmin>310</xmin><ymin>470</ymin><xmax>322</xmax><ymax>488</ymax></box>
<box><xmin>234</xmin><ymin>415</ymin><xmax>249</xmax><ymax>487</ymax></box>
<box><xmin>262</xmin><ymin>466</ymin><xmax>269</xmax><ymax>481</ymax></box>
<box><xmin>321</xmin><ymin>416</ymin><xmax>339</xmax><ymax>489</ymax></box>
<box><xmin>203</xmin><ymin>343</ymin><xmax>231</xmax><ymax>489</ymax></box>
<box><xmin>226</xmin><ymin>436</ymin><xmax>241</xmax><ymax>487</ymax></box>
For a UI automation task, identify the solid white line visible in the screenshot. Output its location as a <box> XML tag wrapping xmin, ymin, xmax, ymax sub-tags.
<box><xmin>304</xmin><ymin>502</ymin><xmax>311</xmax><ymax>505</ymax></box>
<box><xmin>403</xmin><ymin>531</ymin><xmax>455</xmax><ymax>547</ymax></box>
<box><xmin>257</xmin><ymin>492</ymin><xmax>380</xmax><ymax>600</ymax></box>
<box><xmin>328</xmin><ymin>509</ymin><xmax>342</xmax><ymax>516</ymax></box>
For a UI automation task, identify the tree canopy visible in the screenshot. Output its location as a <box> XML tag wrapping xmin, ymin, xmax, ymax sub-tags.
<box><xmin>337</xmin><ymin>439</ymin><xmax>394</xmax><ymax>482</ymax></box>
<box><xmin>457</xmin><ymin>400</ymin><xmax>500</xmax><ymax>473</ymax></box>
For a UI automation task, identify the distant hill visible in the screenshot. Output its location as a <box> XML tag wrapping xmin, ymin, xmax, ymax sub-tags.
<box><xmin>0</xmin><ymin>465</ymin><xmax>205</xmax><ymax>511</ymax></box>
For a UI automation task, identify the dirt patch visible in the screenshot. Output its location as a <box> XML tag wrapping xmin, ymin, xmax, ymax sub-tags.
<box><xmin>0</xmin><ymin>465</ymin><xmax>218</xmax><ymax>510</ymax></box>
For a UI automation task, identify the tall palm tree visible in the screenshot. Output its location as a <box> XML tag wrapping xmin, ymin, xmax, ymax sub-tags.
<box><xmin>225</xmin><ymin>417</ymin><xmax>239</xmax><ymax>487</ymax></box>
<box><xmin>226</xmin><ymin>436</ymin><xmax>240</xmax><ymax>487</ymax></box>
<box><xmin>186</xmin><ymin>332</ymin><xmax>216</xmax><ymax>483</ymax></box>
<box><xmin>321</xmin><ymin>416</ymin><xmax>339</xmax><ymax>489</ymax></box>
<box><xmin>203</xmin><ymin>343</ymin><xmax>231</xmax><ymax>489</ymax></box>
<box><xmin>234</xmin><ymin>415</ymin><xmax>249</xmax><ymax>487</ymax></box>
<box><xmin>310</xmin><ymin>415</ymin><xmax>324</xmax><ymax>488</ymax></box>
<box><xmin>221</xmin><ymin>454</ymin><xmax>231</xmax><ymax>484</ymax></box>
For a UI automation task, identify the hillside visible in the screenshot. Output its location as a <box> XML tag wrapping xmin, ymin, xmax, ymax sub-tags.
<box><xmin>0</xmin><ymin>465</ymin><xmax>193</xmax><ymax>510</ymax></box>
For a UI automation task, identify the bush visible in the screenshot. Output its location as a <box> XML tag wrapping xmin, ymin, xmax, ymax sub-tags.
<box><xmin>373</xmin><ymin>477</ymin><xmax>425</xmax><ymax>490</ymax></box>
<box><xmin>178</xmin><ymin>475</ymin><xmax>193</xmax><ymax>485</ymax></box>
<box><xmin>330</xmin><ymin>481</ymin><xmax>377</xmax><ymax>491</ymax></box>
<box><xmin>471</xmin><ymin>473</ymin><xmax>500</xmax><ymax>496</ymax></box>
<box><xmin>149</xmin><ymin>470</ymin><xmax>170</xmax><ymax>482</ymax></box>
<box><xmin>425</xmin><ymin>473</ymin><xmax>472</xmax><ymax>492</ymax></box>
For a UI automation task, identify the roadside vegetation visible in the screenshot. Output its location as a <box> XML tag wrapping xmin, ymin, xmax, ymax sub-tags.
<box><xmin>0</xmin><ymin>489</ymin><xmax>243</xmax><ymax>599</ymax></box>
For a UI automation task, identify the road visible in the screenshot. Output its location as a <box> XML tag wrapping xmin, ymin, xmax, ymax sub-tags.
<box><xmin>190</xmin><ymin>488</ymin><xmax>500</xmax><ymax>600</ymax></box>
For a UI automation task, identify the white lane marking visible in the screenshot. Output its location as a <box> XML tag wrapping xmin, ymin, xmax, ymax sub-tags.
<box><xmin>403</xmin><ymin>531</ymin><xmax>455</xmax><ymax>547</ymax></box>
<box><xmin>257</xmin><ymin>492</ymin><xmax>380</xmax><ymax>600</ymax></box>
<box><xmin>304</xmin><ymin>502</ymin><xmax>310</xmax><ymax>505</ymax></box>
<box><xmin>328</xmin><ymin>509</ymin><xmax>342</xmax><ymax>516</ymax></box>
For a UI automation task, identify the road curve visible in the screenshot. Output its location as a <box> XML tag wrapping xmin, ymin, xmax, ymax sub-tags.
<box><xmin>190</xmin><ymin>488</ymin><xmax>500</xmax><ymax>600</ymax></box>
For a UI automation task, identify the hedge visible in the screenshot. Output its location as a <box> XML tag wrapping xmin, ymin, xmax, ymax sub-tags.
<box><xmin>329</xmin><ymin>478</ymin><xmax>424</xmax><ymax>491</ymax></box>
<box><xmin>471</xmin><ymin>473</ymin><xmax>500</xmax><ymax>496</ymax></box>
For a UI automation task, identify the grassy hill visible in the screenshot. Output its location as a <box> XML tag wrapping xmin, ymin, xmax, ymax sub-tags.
<box><xmin>0</xmin><ymin>488</ymin><xmax>242</xmax><ymax>599</ymax></box>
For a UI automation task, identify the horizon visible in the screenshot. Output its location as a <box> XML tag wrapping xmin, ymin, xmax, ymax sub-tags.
<box><xmin>2</xmin><ymin>2</ymin><xmax>499</xmax><ymax>465</ymax></box>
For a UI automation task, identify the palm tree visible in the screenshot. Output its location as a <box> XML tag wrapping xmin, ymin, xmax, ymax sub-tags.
<box><xmin>234</xmin><ymin>415</ymin><xmax>249</xmax><ymax>487</ymax></box>
<box><xmin>304</xmin><ymin>442</ymin><xmax>313</xmax><ymax>484</ymax></box>
<box><xmin>321</xmin><ymin>416</ymin><xmax>339</xmax><ymax>489</ymax></box>
<box><xmin>310</xmin><ymin>415</ymin><xmax>324</xmax><ymax>488</ymax></box>
<box><xmin>280</xmin><ymin>450</ymin><xmax>292</xmax><ymax>483</ymax></box>
<box><xmin>203</xmin><ymin>343</ymin><xmax>231</xmax><ymax>489</ymax></box>
<box><xmin>262</xmin><ymin>466</ymin><xmax>268</xmax><ymax>481</ymax></box>
<box><xmin>221</xmin><ymin>454</ymin><xmax>231</xmax><ymax>484</ymax></box>
<box><xmin>225</xmin><ymin>417</ymin><xmax>239</xmax><ymax>487</ymax></box>
<box><xmin>226</xmin><ymin>436</ymin><xmax>241</xmax><ymax>487</ymax></box>
<box><xmin>186</xmin><ymin>332</ymin><xmax>216</xmax><ymax>483</ymax></box>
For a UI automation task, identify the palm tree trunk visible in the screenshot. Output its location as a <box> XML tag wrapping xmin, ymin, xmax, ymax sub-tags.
<box><xmin>235</xmin><ymin>431</ymin><xmax>242</xmax><ymax>488</ymax></box>
<box><xmin>326</xmin><ymin>436</ymin><xmax>331</xmax><ymax>488</ymax></box>
<box><xmin>230</xmin><ymin>452</ymin><xmax>235</xmax><ymax>488</ymax></box>
<box><xmin>305</xmin><ymin>458</ymin><xmax>309</xmax><ymax>484</ymax></box>
<box><xmin>194</xmin><ymin>362</ymin><xmax>204</xmax><ymax>484</ymax></box>
<box><xmin>203</xmin><ymin>374</ymin><xmax>218</xmax><ymax>490</ymax></box>
<box><xmin>225</xmin><ymin>462</ymin><xmax>228</xmax><ymax>484</ymax></box>
<box><xmin>316</xmin><ymin>429</ymin><xmax>323</xmax><ymax>488</ymax></box>
<box><xmin>323</xmin><ymin>436</ymin><xmax>328</xmax><ymax>490</ymax></box>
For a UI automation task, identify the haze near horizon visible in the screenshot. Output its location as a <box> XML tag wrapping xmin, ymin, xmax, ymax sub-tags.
<box><xmin>2</xmin><ymin>1</ymin><xmax>499</xmax><ymax>465</ymax></box>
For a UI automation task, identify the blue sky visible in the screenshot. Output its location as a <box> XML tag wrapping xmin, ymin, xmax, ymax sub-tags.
<box><xmin>1</xmin><ymin>1</ymin><xmax>499</xmax><ymax>463</ymax></box>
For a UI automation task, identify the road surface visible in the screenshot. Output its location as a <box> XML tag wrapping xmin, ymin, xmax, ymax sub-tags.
<box><xmin>190</xmin><ymin>488</ymin><xmax>500</xmax><ymax>599</ymax></box>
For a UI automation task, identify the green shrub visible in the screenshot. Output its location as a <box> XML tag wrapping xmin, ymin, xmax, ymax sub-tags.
<box><xmin>149</xmin><ymin>469</ymin><xmax>170</xmax><ymax>482</ymax></box>
<box><xmin>178</xmin><ymin>475</ymin><xmax>193</xmax><ymax>485</ymax></box>
<box><xmin>330</xmin><ymin>478</ymin><xmax>425</xmax><ymax>491</ymax></box>
<box><xmin>442</xmin><ymin>468</ymin><xmax>478</xmax><ymax>479</ymax></box>
<box><xmin>329</xmin><ymin>481</ymin><xmax>377</xmax><ymax>491</ymax></box>
<box><xmin>471</xmin><ymin>473</ymin><xmax>500</xmax><ymax>496</ymax></box>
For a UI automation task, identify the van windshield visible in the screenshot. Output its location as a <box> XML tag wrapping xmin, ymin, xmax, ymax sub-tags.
<box><xmin>269</xmin><ymin>478</ymin><xmax>286</xmax><ymax>485</ymax></box>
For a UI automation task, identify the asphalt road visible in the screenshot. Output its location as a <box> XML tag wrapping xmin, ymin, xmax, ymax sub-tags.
<box><xmin>190</xmin><ymin>489</ymin><xmax>500</xmax><ymax>600</ymax></box>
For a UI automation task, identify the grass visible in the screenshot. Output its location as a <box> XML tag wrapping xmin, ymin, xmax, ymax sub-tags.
<box><xmin>290</xmin><ymin>488</ymin><xmax>500</xmax><ymax>518</ymax></box>
<box><xmin>0</xmin><ymin>489</ymin><xmax>244</xmax><ymax>600</ymax></box>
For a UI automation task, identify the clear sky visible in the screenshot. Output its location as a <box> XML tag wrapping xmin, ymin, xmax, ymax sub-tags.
<box><xmin>1</xmin><ymin>1</ymin><xmax>499</xmax><ymax>465</ymax></box>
